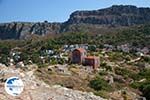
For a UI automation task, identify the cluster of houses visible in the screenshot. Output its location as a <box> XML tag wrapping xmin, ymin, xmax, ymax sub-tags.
<box><xmin>64</xmin><ymin>44</ymin><xmax>149</xmax><ymax>56</ymax></box>
<box><xmin>103</xmin><ymin>43</ymin><xmax>150</xmax><ymax>55</ymax></box>
<box><xmin>2</xmin><ymin>43</ymin><xmax>149</xmax><ymax>69</ymax></box>
<box><xmin>8</xmin><ymin>47</ymin><xmax>23</xmax><ymax>66</ymax></box>
<box><xmin>62</xmin><ymin>44</ymin><xmax>89</xmax><ymax>52</ymax></box>
<box><xmin>71</xmin><ymin>48</ymin><xmax>100</xmax><ymax>70</ymax></box>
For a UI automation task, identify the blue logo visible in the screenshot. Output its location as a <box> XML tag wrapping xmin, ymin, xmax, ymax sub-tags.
<box><xmin>5</xmin><ymin>77</ymin><xmax>24</xmax><ymax>96</ymax></box>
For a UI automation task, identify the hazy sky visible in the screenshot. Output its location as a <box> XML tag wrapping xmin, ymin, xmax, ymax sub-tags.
<box><xmin>0</xmin><ymin>0</ymin><xmax>150</xmax><ymax>23</ymax></box>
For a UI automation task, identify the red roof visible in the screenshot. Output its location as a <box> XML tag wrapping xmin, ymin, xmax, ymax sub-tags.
<box><xmin>84</xmin><ymin>56</ymin><xmax>99</xmax><ymax>60</ymax></box>
<box><xmin>75</xmin><ymin>48</ymin><xmax>86</xmax><ymax>53</ymax></box>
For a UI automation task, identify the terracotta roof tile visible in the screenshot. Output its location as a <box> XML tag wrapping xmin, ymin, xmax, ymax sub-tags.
<box><xmin>75</xmin><ymin>48</ymin><xmax>86</xmax><ymax>52</ymax></box>
<box><xmin>84</xmin><ymin>56</ymin><xmax>99</xmax><ymax>59</ymax></box>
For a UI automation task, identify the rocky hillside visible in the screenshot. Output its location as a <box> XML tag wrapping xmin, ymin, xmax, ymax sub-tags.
<box><xmin>0</xmin><ymin>22</ymin><xmax>61</xmax><ymax>39</ymax></box>
<box><xmin>66</xmin><ymin>5</ymin><xmax>150</xmax><ymax>26</ymax></box>
<box><xmin>0</xmin><ymin>64</ymin><xmax>105</xmax><ymax>100</ymax></box>
<box><xmin>1</xmin><ymin>5</ymin><xmax>150</xmax><ymax>39</ymax></box>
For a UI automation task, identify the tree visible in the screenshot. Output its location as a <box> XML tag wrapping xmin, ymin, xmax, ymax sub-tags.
<box><xmin>88</xmin><ymin>45</ymin><xmax>96</xmax><ymax>52</ymax></box>
<box><xmin>0</xmin><ymin>54</ymin><xmax>8</xmax><ymax>65</ymax></box>
<box><xmin>0</xmin><ymin>45</ymin><xmax>10</xmax><ymax>55</ymax></box>
<box><xmin>20</xmin><ymin>52</ymin><xmax>29</xmax><ymax>64</ymax></box>
<box><xmin>140</xmin><ymin>84</ymin><xmax>150</xmax><ymax>100</ymax></box>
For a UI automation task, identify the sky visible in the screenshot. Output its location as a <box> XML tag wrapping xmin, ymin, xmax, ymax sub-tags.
<box><xmin>0</xmin><ymin>0</ymin><xmax>150</xmax><ymax>23</ymax></box>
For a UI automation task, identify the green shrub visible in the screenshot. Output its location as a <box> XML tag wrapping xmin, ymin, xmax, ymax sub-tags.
<box><xmin>130</xmin><ymin>82</ymin><xmax>141</xmax><ymax>89</ymax></box>
<box><xmin>0</xmin><ymin>54</ymin><xmax>9</xmax><ymax>65</ymax></box>
<box><xmin>89</xmin><ymin>76</ymin><xmax>111</xmax><ymax>91</ymax></box>
<box><xmin>139</xmin><ymin>69</ymin><xmax>150</xmax><ymax>79</ymax></box>
<box><xmin>130</xmin><ymin>69</ymin><xmax>150</xmax><ymax>100</ymax></box>
<box><xmin>141</xmin><ymin>84</ymin><xmax>150</xmax><ymax>100</ymax></box>
<box><xmin>100</xmin><ymin>62</ymin><xmax>112</xmax><ymax>71</ymax></box>
<box><xmin>99</xmin><ymin>71</ymin><xmax>107</xmax><ymax>76</ymax></box>
<box><xmin>143</xmin><ymin>56</ymin><xmax>150</xmax><ymax>63</ymax></box>
<box><xmin>114</xmin><ymin>67</ymin><xmax>138</xmax><ymax>80</ymax></box>
<box><xmin>50</xmin><ymin>58</ymin><xmax>58</xmax><ymax>65</ymax></box>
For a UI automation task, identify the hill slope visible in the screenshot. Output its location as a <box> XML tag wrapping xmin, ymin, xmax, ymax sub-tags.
<box><xmin>1</xmin><ymin>5</ymin><xmax>150</xmax><ymax>39</ymax></box>
<box><xmin>66</xmin><ymin>5</ymin><xmax>150</xmax><ymax>26</ymax></box>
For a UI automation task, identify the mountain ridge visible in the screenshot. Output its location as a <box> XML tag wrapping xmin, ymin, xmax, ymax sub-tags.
<box><xmin>1</xmin><ymin>5</ymin><xmax>150</xmax><ymax>40</ymax></box>
<box><xmin>66</xmin><ymin>5</ymin><xmax>150</xmax><ymax>26</ymax></box>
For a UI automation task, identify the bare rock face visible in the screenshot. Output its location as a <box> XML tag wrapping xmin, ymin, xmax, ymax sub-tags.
<box><xmin>0</xmin><ymin>22</ymin><xmax>61</xmax><ymax>39</ymax></box>
<box><xmin>1</xmin><ymin>5</ymin><xmax>150</xmax><ymax>40</ymax></box>
<box><xmin>68</xmin><ymin>5</ymin><xmax>150</xmax><ymax>26</ymax></box>
<box><xmin>66</xmin><ymin>5</ymin><xmax>150</xmax><ymax>26</ymax></box>
<box><xmin>0</xmin><ymin>64</ymin><xmax>106</xmax><ymax>100</ymax></box>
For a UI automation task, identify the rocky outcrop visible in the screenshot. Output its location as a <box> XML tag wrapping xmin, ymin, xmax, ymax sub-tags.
<box><xmin>66</xmin><ymin>5</ymin><xmax>150</xmax><ymax>26</ymax></box>
<box><xmin>0</xmin><ymin>22</ymin><xmax>61</xmax><ymax>39</ymax></box>
<box><xmin>1</xmin><ymin>5</ymin><xmax>150</xmax><ymax>39</ymax></box>
<box><xmin>0</xmin><ymin>64</ymin><xmax>106</xmax><ymax>100</ymax></box>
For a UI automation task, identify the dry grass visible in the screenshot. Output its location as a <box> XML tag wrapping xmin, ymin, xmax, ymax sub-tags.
<box><xmin>35</xmin><ymin>67</ymin><xmax>93</xmax><ymax>92</ymax></box>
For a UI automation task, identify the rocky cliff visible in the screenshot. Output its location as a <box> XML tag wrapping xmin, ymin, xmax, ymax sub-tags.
<box><xmin>0</xmin><ymin>22</ymin><xmax>61</xmax><ymax>39</ymax></box>
<box><xmin>1</xmin><ymin>5</ymin><xmax>150</xmax><ymax>40</ymax></box>
<box><xmin>66</xmin><ymin>5</ymin><xmax>150</xmax><ymax>26</ymax></box>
